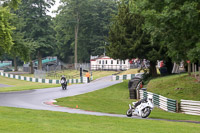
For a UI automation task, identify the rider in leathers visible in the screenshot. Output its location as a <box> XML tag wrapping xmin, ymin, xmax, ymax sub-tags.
<box><xmin>134</xmin><ymin>96</ymin><xmax>153</xmax><ymax>108</ymax></box>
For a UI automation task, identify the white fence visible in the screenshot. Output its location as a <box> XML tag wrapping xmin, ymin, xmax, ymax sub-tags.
<box><xmin>180</xmin><ymin>100</ymin><xmax>200</xmax><ymax>116</ymax></box>
<box><xmin>91</xmin><ymin>65</ymin><xmax>128</xmax><ymax>71</ymax></box>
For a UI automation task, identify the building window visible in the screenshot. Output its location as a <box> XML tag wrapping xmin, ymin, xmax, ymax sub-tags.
<box><xmin>103</xmin><ymin>60</ymin><xmax>104</xmax><ymax>64</ymax></box>
<box><xmin>117</xmin><ymin>60</ymin><xmax>119</xmax><ymax>64</ymax></box>
<box><xmin>123</xmin><ymin>60</ymin><xmax>126</xmax><ymax>64</ymax></box>
<box><xmin>106</xmin><ymin>60</ymin><xmax>107</xmax><ymax>64</ymax></box>
<box><xmin>99</xmin><ymin>60</ymin><xmax>101</xmax><ymax>64</ymax></box>
<box><xmin>111</xmin><ymin>60</ymin><xmax>113</xmax><ymax>64</ymax></box>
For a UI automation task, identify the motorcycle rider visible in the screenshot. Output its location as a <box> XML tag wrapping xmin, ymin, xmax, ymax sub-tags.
<box><xmin>134</xmin><ymin>95</ymin><xmax>153</xmax><ymax>108</ymax></box>
<box><xmin>60</xmin><ymin>75</ymin><xmax>67</xmax><ymax>90</ymax></box>
<box><xmin>127</xmin><ymin>95</ymin><xmax>154</xmax><ymax>118</ymax></box>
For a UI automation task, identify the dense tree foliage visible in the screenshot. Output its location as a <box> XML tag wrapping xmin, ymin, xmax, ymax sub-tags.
<box><xmin>0</xmin><ymin>0</ymin><xmax>29</xmax><ymax>70</ymax></box>
<box><xmin>107</xmin><ymin>0</ymin><xmax>200</xmax><ymax>76</ymax></box>
<box><xmin>107</xmin><ymin>0</ymin><xmax>164</xmax><ymax>76</ymax></box>
<box><xmin>1</xmin><ymin>0</ymin><xmax>118</xmax><ymax>69</ymax></box>
<box><xmin>54</xmin><ymin>0</ymin><xmax>117</xmax><ymax>63</ymax></box>
<box><xmin>0</xmin><ymin>0</ymin><xmax>21</xmax><ymax>53</ymax></box>
<box><xmin>138</xmin><ymin>0</ymin><xmax>200</xmax><ymax>63</ymax></box>
<box><xmin>15</xmin><ymin>0</ymin><xmax>55</xmax><ymax>70</ymax></box>
<box><xmin>1</xmin><ymin>0</ymin><xmax>200</xmax><ymax>75</ymax></box>
<box><xmin>10</xmin><ymin>14</ymin><xmax>29</xmax><ymax>71</ymax></box>
<box><xmin>0</xmin><ymin>6</ymin><xmax>14</xmax><ymax>53</ymax></box>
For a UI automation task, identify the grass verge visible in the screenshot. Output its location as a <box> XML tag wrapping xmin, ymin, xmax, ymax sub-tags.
<box><xmin>56</xmin><ymin>80</ymin><xmax>200</xmax><ymax>122</ymax></box>
<box><xmin>0</xmin><ymin>76</ymin><xmax>59</xmax><ymax>92</ymax></box>
<box><xmin>21</xmin><ymin>70</ymin><xmax>117</xmax><ymax>80</ymax></box>
<box><xmin>0</xmin><ymin>106</ymin><xmax>199</xmax><ymax>133</ymax></box>
<box><xmin>147</xmin><ymin>73</ymin><xmax>200</xmax><ymax>101</ymax></box>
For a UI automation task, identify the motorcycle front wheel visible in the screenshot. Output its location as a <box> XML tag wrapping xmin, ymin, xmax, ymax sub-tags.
<box><xmin>126</xmin><ymin>108</ymin><xmax>133</xmax><ymax>117</ymax></box>
<box><xmin>141</xmin><ymin>107</ymin><xmax>151</xmax><ymax>118</ymax></box>
<box><xmin>62</xmin><ymin>85</ymin><xmax>66</xmax><ymax>90</ymax></box>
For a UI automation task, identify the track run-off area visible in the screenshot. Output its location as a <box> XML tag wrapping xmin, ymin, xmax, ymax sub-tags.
<box><xmin>0</xmin><ymin>76</ymin><xmax>199</xmax><ymax>124</ymax></box>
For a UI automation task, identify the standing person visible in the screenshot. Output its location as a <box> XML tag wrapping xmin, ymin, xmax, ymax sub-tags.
<box><xmin>85</xmin><ymin>72</ymin><xmax>90</xmax><ymax>83</ymax></box>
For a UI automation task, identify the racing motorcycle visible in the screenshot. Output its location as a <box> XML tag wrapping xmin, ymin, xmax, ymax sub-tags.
<box><xmin>60</xmin><ymin>78</ymin><xmax>67</xmax><ymax>90</ymax></box>
<box><xmin>126</xmin><ymin>96</ymin><xmax>154</xmax><ymax>118</ymax></box>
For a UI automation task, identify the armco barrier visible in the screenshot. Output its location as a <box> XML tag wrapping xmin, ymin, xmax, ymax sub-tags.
<box><xmin>180</xmin><ymin>99</ymin><xmax>200</xmax><ymax>116</ymax></box>
<box><xmin>139</xmin><ymin>90</ymin><xmax>178</xmax><ymax>112</ymax></box>
<box><xmin>0</xmin><ymin>72</ymin><xmax>88</xmax><ymax>84</ymax></box>
<box><xmin>112</xmin><ymin>74</ymin><xmax>135</xmax><ymax>81</ymax></box>
<box><xmin>112</xmin><ymin>73</ymin><xmax>144</xmax><ymax>81</ymax></box>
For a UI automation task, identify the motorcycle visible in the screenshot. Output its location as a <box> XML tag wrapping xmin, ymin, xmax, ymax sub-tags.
<box><xmin>60</xmin><ymin>79</ymin><xmax>67</xmax><ymax>90</ymax></box>
<box><xmin>126</xmin><ymin>97</ymin><xmax>154</xmax><ymax>118</ymax></box>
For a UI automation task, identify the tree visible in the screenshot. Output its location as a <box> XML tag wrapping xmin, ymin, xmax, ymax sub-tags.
<box><xmin>10</xmin><ymin>14</ymin><xmax>29</xmax><ymax>71</ymax></box>
<box><xmin>0</xmin><ymin>0</ymin><xmax>31</xmax><ymax>71</ymax></box>
<box><xmin>0</xmin><ymin>0</ymin><xmax>21</xmax><ymax>53</ymax></box>
<box><xmin>134</xmin><ymin>0</ymin><xmax>200</xmax><ymax>75</ymax></box>
<box><xmin>0</xmin><ymin>6</ymin><xmax>14</xmax><ymax>53</ymax></box>
<box><xmin>16</xmin><ymin>0</ymin><xmax>55</xmax><ymax>70</ymax></box>
<box><xmin>107</xmin><ymin>0</ymin><xmax>165</xmax><ymax>77</ymax></box>
<box><xmin>55</xmin><ymin>0</ymin><xmax>85</xmax><ymax>67</ymax></box>
<box><xmin>78</xmin><ymin>0</ymin><xmax>117</xmax><ymax>62</ymax></box>
<box><xmin>1</xmin><ymin>0</ymin><xmax>21</xmax><ymax>8</ymax></box>
<box><xmin>139</xmin><ymin>0</ymin><xmax>200</xmax><ymax>63</ymax></box>
<box><xmin>54</xmin><ymin>0</ymin><xmax>117</xmax><ymax>64</ymax></box>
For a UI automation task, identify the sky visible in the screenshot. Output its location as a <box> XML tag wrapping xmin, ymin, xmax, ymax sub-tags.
<box><xmin>47</xmin><ymin>0</ymin><xmax>61</xmax><ymax>17</ymax></box>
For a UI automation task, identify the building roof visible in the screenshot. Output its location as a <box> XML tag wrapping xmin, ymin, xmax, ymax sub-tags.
<box><xmin>90</xmin><ymin>55</ymin><xmax>112</xmax><ymax>61</ymax></box>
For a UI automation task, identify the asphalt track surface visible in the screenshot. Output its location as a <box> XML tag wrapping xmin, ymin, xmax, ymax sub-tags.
<box><xmin>0</xmin><ymin>84</ymin><xmax>13</xmax><ymax>88</ymax></box>
<box><xmin>0</xmin><ymin>76</ymin><xmax>199</xmax><ymax>124</ymax></box>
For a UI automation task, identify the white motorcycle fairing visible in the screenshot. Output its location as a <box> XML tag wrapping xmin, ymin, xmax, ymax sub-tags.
<box><xmin>127</xmin><ymin>99</ymin><xmax>154</xmax><ymax>118</ymax></box>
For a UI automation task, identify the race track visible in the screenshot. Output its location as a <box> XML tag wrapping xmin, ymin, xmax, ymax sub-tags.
<box><xmin>0</xmin><ymin>76</ymin><xmax>199</xmax><ymax>124</ymax></box>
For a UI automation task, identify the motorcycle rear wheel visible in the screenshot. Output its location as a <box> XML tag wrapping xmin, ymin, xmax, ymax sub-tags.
<box><xmin>126</xmin><ymin>108</ymin><xmax>133</xmax><ymax>117</ymax></box>
<box><xmin>62</xmin><ymin>85</ymin><xmax>66</xmax><ymax>90</ymax></box>
<box><xmin>141</xmin><ymin>107</ymin><xmax>151</xmax><ymax>118</ymax></box>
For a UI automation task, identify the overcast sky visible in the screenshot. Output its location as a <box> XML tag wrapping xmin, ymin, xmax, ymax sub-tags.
<box><xmin>0</xmin><ymin>0</ymin><xmax>60</xmax><ymax>17</ymax></box>
<box><xmin>47</xmin><ymin>0</ymin><xmax>61</xmax><ymax>17</ymax></box>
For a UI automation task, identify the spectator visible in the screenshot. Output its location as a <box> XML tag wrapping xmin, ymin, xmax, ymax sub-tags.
<box><xmin>85</xmin><ymin>72</ymin><xmax>90</xmax><ymax>83</ymax></box>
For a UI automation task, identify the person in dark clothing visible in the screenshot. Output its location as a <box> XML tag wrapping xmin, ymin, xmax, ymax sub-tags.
<box><xmin>60</xmin><ymin>75</ymin><xmax>67</xmax><ymax>90</ymax></box>
<box><xmin>61</xmin><ymin>75</ymin><xmax>66</xmax><ymax>81</ymax></box>
<box><xmin>134</xmin><ymin>95</ymin><xmax>153</xmax><ymax>108</ymax></box>
<box><xmin>134</xmin><ymin>98</ymin><xmax>147</xmax><ymax>108</ymax></box>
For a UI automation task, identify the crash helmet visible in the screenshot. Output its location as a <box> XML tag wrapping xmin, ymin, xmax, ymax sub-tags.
<box><xmin>148</xmin><ymin>95</ymin><xmax>153</xmax><ymax>101</ymax></box>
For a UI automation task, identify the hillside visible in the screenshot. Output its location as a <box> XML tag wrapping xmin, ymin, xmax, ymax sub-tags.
<box><xmin>147</xmin><ymin>73</ymin><xmax>200</xmax><ymax>101</ymax></box>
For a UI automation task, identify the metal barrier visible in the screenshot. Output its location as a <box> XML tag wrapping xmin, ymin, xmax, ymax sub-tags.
<box><xmin>112</xmin><ymin>73</ymin><xmax>144</xmax><ymax>81</ymax></box>
<box><xmin>180</xmin><ymin>99</ymin><xmax>200</xmax><ymax>116</ymax></box>
<box><xmin>139</xmin><ymin>90</ymin><xmax>178</xmax><ymax>112</ymax></box>
<box><xmin>0</xmin><ymin>72</ymin><xmax>88</xmax><ymax>84</ymax></box>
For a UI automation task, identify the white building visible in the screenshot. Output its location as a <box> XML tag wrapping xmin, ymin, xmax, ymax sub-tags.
<box><xmin>90</xmin><ymin>55</ymin><xmax>130</xmax><ymax>71</ymax></box>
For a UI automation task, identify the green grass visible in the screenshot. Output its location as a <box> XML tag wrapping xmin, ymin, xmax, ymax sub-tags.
<box><xmin>0</xmin><ymin>72</ymin><xmax>200</xmax><ymax>132</ymax></box>
<box><xmin>0</xmin><ymin>76</ymin><xmax>59</xmax><ymax>92</ymax></box>
<box><xmin>119</xmin><ymin>69</ymin><xmax>140</xmax><ymax>75</ymax></box>
<box><xmin>91</xmin><ymin>71</ymin><xmax>118</xmax><ymax>80</ymax></box>
<box><xmin>57</xmin><ymin>81</ymin><xmax>133</xmax><ymax>114</ymax></box>
<box><xmin>56</xmin><ymin>80</ymin><xmax>200</xmax><ymax>122</ymax></box>
<box><xmin>0</xmin><ymin>106</ymin><xmax>199</xmax><ymax>133</ymax></box>
<box><xmin>21</xmin><ymin>70</ymin><xmax>118</xmax><ymax>80</ymax></box>
<box><xmin>21</xmin><ymin>70</ymin><xmax>80</xmax><ymax>79</ymax></box>
<box><xmin>147</xmin><ymin>73</ymin><xmax>200</xmax><ymax>101</ymax></box>
<box><xmin>119</xmin><ymin>68</ymin><xmax>160</xmax><ymax>75</ymax></box>
<box><xmin>0</xmin><ymin>70</ymin><xmax>117</xmax><ymax>92</ymax></box>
